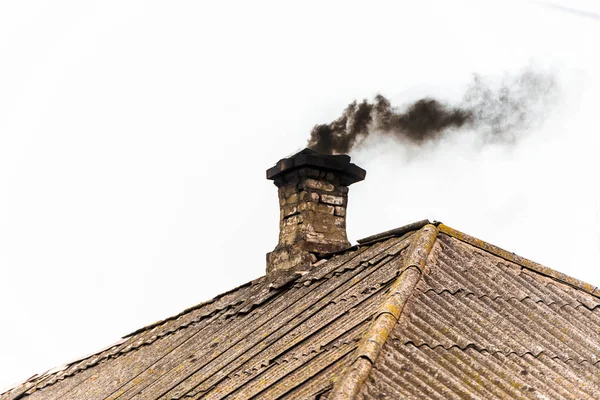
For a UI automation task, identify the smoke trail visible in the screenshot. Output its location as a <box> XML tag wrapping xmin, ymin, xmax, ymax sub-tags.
<box><xmin>307</xmin><ymin>69</ymin><xmax>557</xmax><ymax>154</ymax></box>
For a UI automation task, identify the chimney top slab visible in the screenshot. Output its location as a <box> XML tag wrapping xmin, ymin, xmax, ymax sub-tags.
<box><xmin>266</xmin><ymin>148</ymin><xmax>366</xmax><ymax>185</ymax></box>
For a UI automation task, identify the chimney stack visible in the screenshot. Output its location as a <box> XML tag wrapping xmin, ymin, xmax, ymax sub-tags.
<box><xmin>266</xmin><ymin>149</ymin><xmax>366</xmax><ymax>275</ymax></box>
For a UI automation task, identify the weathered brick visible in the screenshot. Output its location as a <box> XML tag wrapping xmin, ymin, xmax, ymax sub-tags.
<box><xmin>334</xmin><ymin>206</ymin><xmax>346</xmax><ymax>217</ymax></box>
<box><xmin>283</xmin><ymin>205</ymin><xmax>298</xmax><ymax>217</ymax></box>
<box><xmin>282</xmin><ymin>185</ymin><xmax>297</xmax><ymax>198</ymax></box>
<box><xmin>299</xmin><ymin>202</ymin><xmax>335</xmax><ymax>214</ymax></box>
<box><xmin>281</xmin><ymin>223</ymin><xmax>300</xmax><ymax>235</ymax></box>
<box><xmin>279</xmin><ymin>230</ymin><xmax>298</xmax><ymax>245</ymax></box>
<box><xmin>299</xmin><ymin>191</ymin><xmax>320</xmax><ymax>202</ymax></box>
<box><xmin>320</xmin><ymin>194</ymin><xmax>344</xmax><ymax>205</ymax></box>
<box><xmin>312</xmin><ymin>219</ymin><xmax>332</xmax><ymax>233</ymax></box>
<box><xmin>286</xmin><ymin>193</ymin><xmax>298</xmax><ymax>204</ymax></box>
<box><xmin>284</xmin><ymin>214</ymin><xmax>303</xmax><ymax>226</ymax></box>
<box><xmin>297</xmin><ymin>202</ymin><xmax>315</xmax><ymax>212</ymax></box>
<box><xmin>306</xmin><ymin>231</ymin><xmax>326</xmax><ymax>241</ymax></box>
<box><xmin>318</xmin><ymin>204</ymin><xmax>335</xmax><ymax>215</ymax></box>
<box><xmin>334</xmin><ymin>216</ymin><xmax>345</xmax><ymax>228</ymax></box>
<box><xmin>304</xmin><ymin>179</ymin><xmax>334</xmax><ymax>192</ymax></box>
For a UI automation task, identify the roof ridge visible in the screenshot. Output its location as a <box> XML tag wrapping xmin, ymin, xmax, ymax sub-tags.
<box><xmin>329</xmin><ymin>224</ymin><xmax>438</xmax><ymax>399</ymax></box>
<box><xmin>438</xmin><ymin>224</ymin><xmax>600</xmax><ymax>299</ymax></box>
<box><xmin>356</xmin><ymin>219</ymin><xmax>433</xmax><ymax>245</ymax></box>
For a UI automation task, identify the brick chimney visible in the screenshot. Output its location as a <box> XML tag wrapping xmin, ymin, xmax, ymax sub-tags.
<box><xmin>266</xmin><ymin>148</ymin><xmax>366</xmax><ymax>275</ymax></box>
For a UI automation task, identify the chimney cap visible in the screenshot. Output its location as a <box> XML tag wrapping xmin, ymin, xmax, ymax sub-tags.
<box><xmin>266</xmin><ymin>148</ymin><xmax>366</xmax><ymax>185</ymax></box>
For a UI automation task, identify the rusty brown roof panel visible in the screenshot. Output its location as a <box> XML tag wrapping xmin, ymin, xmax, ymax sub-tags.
<box><xmin>359</xmin><ymin>232</ymin><xmax>600</xmax><ymax>399</ymax></box>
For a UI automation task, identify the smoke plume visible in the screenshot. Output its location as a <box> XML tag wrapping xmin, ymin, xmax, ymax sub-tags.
<box><xmin>307</xmin><ymin>70</ymin><xmax>557</xmax><ymax>154</ymax></box>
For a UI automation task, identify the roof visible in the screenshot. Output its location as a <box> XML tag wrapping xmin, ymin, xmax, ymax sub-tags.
<box><xmin>3</xmin><ymin>221</ymin><xmax>600</xmax><ymax>399</ymax></box>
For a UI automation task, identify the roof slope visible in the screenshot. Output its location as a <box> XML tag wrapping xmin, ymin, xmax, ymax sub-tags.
<box><xmin>3</xmin><ymin>221</ymin><xmax>600</xmax><ymax>400</ymax></box>
<box><xmin>1</xmin><ymin>227</ymin><xmax>417</xmax><ymax>400</ymax></box>
<box><xmin>356</xmin><ymin>229</ymin><xmax>600</xmax><ymax>400</ymax></box>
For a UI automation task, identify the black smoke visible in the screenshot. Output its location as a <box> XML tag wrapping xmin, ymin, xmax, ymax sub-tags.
<box><xmin>307</xmin><ymin>70</ymin><xmax>557</xmax><ymax>154</ymax></box>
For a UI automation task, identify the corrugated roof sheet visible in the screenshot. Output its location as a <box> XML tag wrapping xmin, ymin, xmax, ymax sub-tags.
<box><xmin>4</xmin><ymin>221</ymin><xmax>600</xmax><ymax>400</ymax></box>
<box><xmin>359</xmin><ymin>232</ymin><xmax>600</xmax><ymax>399</ymax></box>
<box><xmin>1</xmin><ymin>232</ymin><xmax>414</xmax><ymax>400</ymax></box>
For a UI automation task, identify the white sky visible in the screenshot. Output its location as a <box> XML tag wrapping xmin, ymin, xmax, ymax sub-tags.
<box><xmin>1</xmin><ymin>0</ymin><xmax>600</xmax><ymax>390</ymax></box>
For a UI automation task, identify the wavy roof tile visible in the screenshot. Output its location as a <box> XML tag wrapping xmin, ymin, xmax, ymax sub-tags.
<box><xmin>3</xmin><ymin>221</ymin><xmax>600</xmax><ymax>400</ymax></box>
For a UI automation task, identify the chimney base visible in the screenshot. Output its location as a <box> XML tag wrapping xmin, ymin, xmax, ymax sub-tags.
<box><xmin>266</xmin><ymin>245</ymin><xmax>316</xmax><ymax>275</ymax></box>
